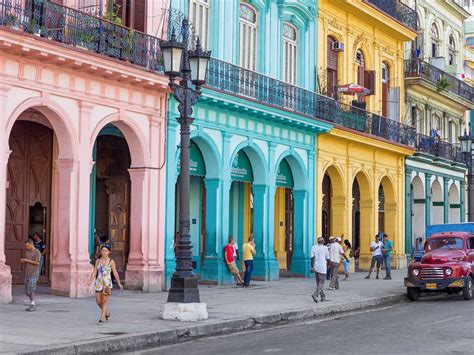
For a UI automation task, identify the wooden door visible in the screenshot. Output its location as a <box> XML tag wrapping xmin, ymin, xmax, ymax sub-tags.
<box><xmin>6</xmin><ymin>121</ymin><xmax>52</xmax><ymax>284</ymax></box>
<box><xmin>284</xmin><ymin>189</ymin><xmax>294</xmax><ymax>270</ymax></box>
<box><xmin>322</xmin><ymin>174</ymin><xmax>331</xmax><ymax>243</ymax></box>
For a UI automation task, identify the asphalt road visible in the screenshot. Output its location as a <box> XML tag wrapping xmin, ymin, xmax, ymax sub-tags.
<box><xmin>134</xmin><ymin>295</ymin><xmax>474</xmax><ymax>355</ymax></box>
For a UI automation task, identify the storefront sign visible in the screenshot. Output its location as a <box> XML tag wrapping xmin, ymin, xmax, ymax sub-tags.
<box><xmin>177</xmin><ymin>141</ymin><xmax>206</xmax><ymax>177</ymax></box>
<box><xmin>231</xmin><ymin>151</ymin><xmax>253</xmax><ymax>182</ymax></box>
<box><xmin>276</xmin><ymin>158</ymin><xmax>294</xmax><ymax>188</ymax></box>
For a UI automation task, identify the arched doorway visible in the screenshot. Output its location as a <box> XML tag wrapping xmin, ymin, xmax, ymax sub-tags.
<box><xmin>91</xmin><ymin>124</ymin><xmax>131</xmax><ymax>279</ymax></box>
<box><xmin>175</xmin><ymin>140</ymin><xmax>207</xmax><ymax>273</ymax></box>
<box><xmin>379</xmin><ymin>176</ymin><xmax>397</xmax><ymax>255</ymax></box>
<box><xmin>6</xmin><ymin>118</ymin><xmax>53</xmax><ymax>284</ymax></box>
<box><xmin>352</xmin><ymin>171</ymin><xmax>373</xmax><ymax>269</ymax></box>
<box><xmin>321</xmin><ymin>166</ymin><xmax>346</xmax><ymax>244</ymax></box>
<box><xmin>229</xmin><ymin>150</ymin><xmax>254</xmax><ymax>263</ymax></box>
<box><xmin>378</xmin><ymin>185</ymin><xmax>385</xmax><ymax>234</ymax></box>
<box><xmin>321</xmin><ymin>174</ymin><xmax>331</xmax><ymax>242</ymax></box>
<box><xmin>448</xmin><ymin>183</ymin><xmax>460</xmax><ymax>223</ymax></box>
<box><xmin>431</xmin><ymin>180</ymin><xmax>443</xmax><ymax>224</ymax></box>
<box><xmin>274</xmin><ymin>158</ymin><xmax>294</xmax><ymax>271</ymax></box>
<box><xmin>352</xmin><ymin>179</ymin><xmax>361</xmax><ymax>257</ymax></box>
<box><xmin>411</xmin><ymin>176</ymin><xmax>425</xmax><ymax>243</ymax></box>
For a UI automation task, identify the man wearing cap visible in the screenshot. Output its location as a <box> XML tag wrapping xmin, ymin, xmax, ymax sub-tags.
<box><xmin>329</xmin><ymin>237</ymin><xmax>347</xmax><ymax>290</ymax></box>
<box><xmin>310</xmin><ymin>237</ymin><xmax>330</xmax><ymax>302</ymax></box>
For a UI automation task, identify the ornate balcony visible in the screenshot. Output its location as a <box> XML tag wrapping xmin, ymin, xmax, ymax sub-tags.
<box><xmin>366</xmin><ymin>0</ymin><xmax>417</xmax><ymax>32</ymax></box>
<box><xmin>415</xmin><ymin>133</ymin><xmax>463</xmax><ymax>163</ymax></box>
<box><xmin>404</xmin><ymin>59</ymin><xmax>474</xmax><ymax>103</ymax></box>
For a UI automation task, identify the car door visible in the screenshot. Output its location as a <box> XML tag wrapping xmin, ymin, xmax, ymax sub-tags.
<box><xmin>468</xmin><ymin>237</ymin><xmax>474</xmax><ymax>272</ymax></box>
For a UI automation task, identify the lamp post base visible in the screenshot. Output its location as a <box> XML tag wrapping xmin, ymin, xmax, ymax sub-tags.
<box><xmin>162</xmin><ymin>302</ymin><xmax>208</xmax><ymax>322</ymax></box>
<box><xmin>167</xmin><ymin>275</ymin><xmax>200</xmax><ymax>303</ymax></box>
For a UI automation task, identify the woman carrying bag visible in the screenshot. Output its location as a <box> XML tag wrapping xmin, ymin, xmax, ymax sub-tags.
<box><xmin>87</xmin><ymin>243</ymin><xmax>123</xmax><ymax>324</ymax></box>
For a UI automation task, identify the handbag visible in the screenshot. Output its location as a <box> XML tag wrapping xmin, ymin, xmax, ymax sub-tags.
<box><xmin>102</xmin><ymin>286</ymin><xmax>112</xmax><ymax>296</ymax></box>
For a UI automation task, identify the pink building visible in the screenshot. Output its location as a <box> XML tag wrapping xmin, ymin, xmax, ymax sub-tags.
<box><xmin>0</xmin><ymin>0</ymin><xmax>169</xmax><ymax>303</ymax></box>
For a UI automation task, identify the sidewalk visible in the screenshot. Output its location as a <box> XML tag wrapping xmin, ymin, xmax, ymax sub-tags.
<box><xmin>0</xmin><ymin>270</ymin><xmax>407</xmax><ymax>354</ymax></box>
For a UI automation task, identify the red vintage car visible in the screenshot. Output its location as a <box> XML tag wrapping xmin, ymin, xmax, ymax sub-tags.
<box><xmin>405</xmin><ymin>232</ymin><xmax>474</xmax><ymax>301</ymax></box>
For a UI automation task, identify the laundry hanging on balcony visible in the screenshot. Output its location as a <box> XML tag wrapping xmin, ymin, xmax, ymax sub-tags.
<box><xmin>337</xmin><ymin>83</ymin><xmax>370</xmax><ymax>96</ymax></box>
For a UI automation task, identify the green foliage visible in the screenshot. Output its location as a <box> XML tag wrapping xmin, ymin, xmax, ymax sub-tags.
<box><xmin>436</xmin><ymin>77</ymin><xmax>450</xmax><ymax>92</ymax></box>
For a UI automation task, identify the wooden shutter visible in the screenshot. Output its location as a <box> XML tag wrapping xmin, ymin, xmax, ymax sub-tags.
<box><xmin>364</xmin><ymin>70</ymin><xmax>376</xmax><ymax>96</ymax></box>
<box><xmin>357</xmin><ymin>66</ymin><xmax>365</xmax><ymax>86</ymax></box>
<box><xmin>133</xmin><ymin>0</ymin><xmax>146</xmax><ymax>32</ymax></box>
<box><xmin>327</xmin><ymin>37</ymin><xmax>338</xmax><ymax>70</ymax></box>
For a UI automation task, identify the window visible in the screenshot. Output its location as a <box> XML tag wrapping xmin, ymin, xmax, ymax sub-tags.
<box><xmin>431</xmin><ymin>23</ymin><xmax>440</xmax><ymax>58</ymax></box>
<box><xmin>282</xmin><ymin>22</ymin><xmax>297</xmax><ymax>84</ymax></box>
<box><xmin>189</xmin><ymin>0</ymin><xmax>210</xmax><ymax>50</ymax></box>
<box><xmin>356</xmin><ymin>49</ymin><xmax>365</xmax><ymax>66</ymax></box>
<box><xmin>239</xmin><ymin>3</ymin><xmax>257</xmax><ymax>71</ymax></box>
<box><xmin>448</xmin><ymin>34</ymin><xmax>456</xmax><ymax>65</ymax></box>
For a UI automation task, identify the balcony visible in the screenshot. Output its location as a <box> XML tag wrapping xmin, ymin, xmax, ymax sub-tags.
<box><xmin>0</xmin><ymin>0</ymin><xmax>162</xmax><ymax>72</ymax></box>
<box><xmin>415</xmin><ymin>134</ymin><xmax>464</xmax><ymax>163</ymax></box>
<box><xmin>365</xmin><ymin>0</ymin><xmax>417</xmax><ymax>32</ymax></box>
<box><xmin>207</xmin><ymin>58</ymin><xmax>417</xmax><ymax>147</ymax></box>
<box><xmin>404</xmin><ymin>59</ymin><xmax>474</xmax><ymax>103</ymax></box>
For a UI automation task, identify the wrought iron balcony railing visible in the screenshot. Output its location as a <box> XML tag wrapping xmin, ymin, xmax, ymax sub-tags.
<box><xmin>0</xmin><ymin>0</ymin><xmax>162</xmax><ymax>72</ymax></box>
<box><xmin>415</xmin><ymin>133</ymin><xmax>463</xmax><ymax>163</ymax></box>
<box><xmin>207</xmin><ymin>58</ymin><xmax>417</xmax><ymax>147</ymax></box>
<box><xmin>366</xmin><ymin>0</ymin><xmax>417</xmax><ymax>32</ymax></box>
<box><xmin>405</xmin><ymin>59</ymin><xmax>474</xmax><ymax>102</ymax></box>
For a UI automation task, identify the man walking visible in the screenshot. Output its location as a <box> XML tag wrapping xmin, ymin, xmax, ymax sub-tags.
<box><xmin>242</xmin><ymin>235</ymin><xmax>256</xmax><ymax>287</ymax></box>
<box><xmin>310</xmin><ymin>237</ymin><xmax>330</xmax><ymax>302</ymax></box>
<box><xmin>21</xmin><ymin>239</ymin><xmax>41</xmax><ymax>311</ymax></box>
<box><xmin>382</xmin><ymin>234</ymin><xmax>394</xmax><ymax>280</ymax></box>
<box><xmin>329</xmin><ymin>237</ymin><xmax>346</xmax><ymax>290</ymax></box>
<box><xmin>365</xmin><ymin>235</ymin><xmax>383</xmax><ymax>279</ymax></box>
<box><xmin>224</xmin><ymin>237</ymin><xmax>244</xmax><ymax>285</ymax></box>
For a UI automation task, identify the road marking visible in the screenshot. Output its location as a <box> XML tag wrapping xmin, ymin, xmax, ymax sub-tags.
<box><xmin>431</xmin><ymin>316</ymin><xmax>463</xmax><ymax>325</ymax></box>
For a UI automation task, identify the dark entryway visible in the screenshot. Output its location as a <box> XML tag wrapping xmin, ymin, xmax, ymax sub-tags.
<box><xmin>322</xmin><ymin>174</ymin><xmax>331</xmax><ymax>243</ymax></box>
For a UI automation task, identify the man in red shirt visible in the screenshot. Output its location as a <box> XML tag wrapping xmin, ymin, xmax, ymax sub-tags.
<box><xmin>224</xmin><ymin>236</ymin><xmax>243</xmax><ymax>285</ymax></box>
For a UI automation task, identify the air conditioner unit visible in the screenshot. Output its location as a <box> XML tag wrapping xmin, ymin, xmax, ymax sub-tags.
<box><xmin>332</xmin><ymin>42</ymin><xmax>344</xmax><ymax>52</ymax></box>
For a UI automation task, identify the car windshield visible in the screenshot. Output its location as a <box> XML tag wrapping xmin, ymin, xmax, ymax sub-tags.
<box><xmin>428</xmin><ymin>237</ymin><xmax>464</xmax><ymax>250</ymax></box>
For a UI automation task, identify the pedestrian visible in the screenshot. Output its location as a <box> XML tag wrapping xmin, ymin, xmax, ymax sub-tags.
<box><xmin>310</xmin><ymin>237</ymin><xmax>330</xmax><ymax>303</ymax></box>
<box><xmin>32</xmin><ymin>232</ymin><xmax>45</xmax><ymax>275</ymax></box>
<box><xmin>326</xmin><ymin>237</ymin><xmax>335</xmax><ymax>281</ymax></box>
<box><xmin>224</xmin><ymin>237</ymin><xmax>244</xmax><ymax>285</ymax></box>
<box><xmin>342</xmin><ymin>239</ymin><xmax>352</xmax><ymax>280</ymax></box>
<box><xmin>242</xmin><ymin>235</ymin><xmax>256</xmax><ymax>287</ymax></box>
<box><xmin>329</xmin><ymin>237</ymin><xmax>346</xmax><ymax>290</ymax></box>
<box><xmin>382</xmin><ymin>234</ymin><xmax>394</xmax><ymax>280</ymax></box>
<box><xmin>21</xmin><ymin>239</ymin><xmax>41</xmax><ymax>311</ymax></box>
<box><xmin>87</xmin><ymin>243</ymin><xmax>123</xmax><ymax>324</ymax></box>
<box><xmin>365</xmin><ymin>235</ymin><xmax>383</xmax><ymax>279</ymax></box>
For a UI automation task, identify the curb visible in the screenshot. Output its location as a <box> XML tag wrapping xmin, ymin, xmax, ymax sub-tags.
<box><xmin>19</xmin><ymin>293</ymin><xmax>407</xmax><ymax>354</ymax></box>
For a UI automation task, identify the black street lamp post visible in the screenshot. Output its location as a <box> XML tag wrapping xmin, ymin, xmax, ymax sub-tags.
<box><xmin>161</xmin><ymin>19</ymin><xmax>210</xmax><ymax>304</ymax></box>
<box><xmin>459</xmin><ymin>127</ymin><xmax>474</xmax><ymax>222</ymax></box>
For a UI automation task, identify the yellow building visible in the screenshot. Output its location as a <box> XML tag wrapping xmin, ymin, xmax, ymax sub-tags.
<box><xmin>317</xmin><ymin>0</ymin><xmax>417</xmax><ymax>269</ymax></box>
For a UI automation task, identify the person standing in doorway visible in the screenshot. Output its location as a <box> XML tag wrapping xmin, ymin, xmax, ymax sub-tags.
<box><xmin>310</xmin><ymin>237</ymin><xmax>330</xmax><ymax>302</ymax></box>
<box><xmin>87</xmin><ymin>244</ymin><xmax>123</xmax><ymax>324</ymax></box>
<box><xmin>329</xmin><ymin>237</ymin><xmax>346</xmax><ymax>290</ymax></box>
<box><xmin>32</xmin><ymin>232</ymin><xmax>45</xmax><ymax>275</ymax></box>
<box><xmin>21</xmin><ymin>239</ymin><xmax>41</xmax><ymax>311</ymax></box>
<box><xmin>382</xmin><ymin>234</ymin><xmax>394</xmax><ymax>280</ymax></box>
<box><xmin>224</xmin><ymin>237</ymin><xmax>244</xmax><ymax>286</ymax></box>
<box><xmin>365</xmin><ymin>235</ymin><xmax>383</xmax><ymax>279</ymax></box>
<box><xmin>342</xmin><ymin>239</ymin><xmax>352</xmax><ymax>280</ymax></box>
<box><xmin>242</xmin><ymin>235</ymin><xmax>256</xmax><ymax>287</ymax></box>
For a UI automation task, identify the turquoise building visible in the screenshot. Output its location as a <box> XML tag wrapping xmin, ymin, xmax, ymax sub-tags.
<box><xmin>164</xmin><ymin>0</ymin><xmax>331</xmax><ymax>287</ymax></box>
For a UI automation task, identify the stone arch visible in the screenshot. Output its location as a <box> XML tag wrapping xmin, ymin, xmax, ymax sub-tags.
<box><xmin>229</xmin><ymin>141</ymin><xmax>267</xmax><ymax>185</ymax></box>
<box><xmin>6</xmin><ymin>97</ymin><xmax>77</xmax><ymax>160</ymax></box>
<box><xmin>379</xmin><ymin>176</ymin><xmax>397</xmax><ymax>251</ymax></box>
<box><xmin>321</xmin><ymin>164</ymin><xmax>346</xmax><ymax>238</ymax></box>
<box><xmin>431</xmin><ymin>179</ymin><xmax>443</xmax><ymax>224</ymax></box>
<box><xmin>190</xmin><ymin>131</ymin><xmax>221</xmax><ymax>180</ymax></box>
<box><xmin>90</xmin><ymin>113</ymin><xmax>149</xmax><ymax>168</ymax></box>
<box><xmin>274</xmin><ymin>150</ymin><xmax>307</xmax><ymax>191</ymax></box>
<box><xmin>448</xmin><ymin>182</ymin><xmax>460</xmax><ymax>223</ymax></box>
<box><xmin>411</xmin><ymin>175</ymin><xmax>425</xmax><ymax>242</ymax></box>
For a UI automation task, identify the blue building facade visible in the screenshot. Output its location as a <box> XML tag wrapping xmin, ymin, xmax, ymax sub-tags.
<box><xmin>164</xmin><ymin>0</ymin><xmax>329</xmax><ymax>287</ymax></box>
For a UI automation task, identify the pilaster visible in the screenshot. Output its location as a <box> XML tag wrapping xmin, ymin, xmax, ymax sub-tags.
<box><xmin>425</xmin><ymin>174</ymin><xmax>432</xmax><ymax>227</ymax></box>
<box><xmin>404</xmin><ymin>169</ymin><xmax>412</xmax><ymax>258</ymax></box>
<box><xmin>443</xmin><ymin>178</ymin><xmax>449</xmax><ymax>224</ymax></box>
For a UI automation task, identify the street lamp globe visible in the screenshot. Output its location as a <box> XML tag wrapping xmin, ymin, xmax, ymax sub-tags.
<box><xmin>459</xmin><ymin>131</ymin><xmax>472</xmax><ymax>154</ymax></box>
<box><xmin>161</xmin><ymin>34</ymin><xmax>184</xmax><ymax>79</ymax></box>
<box><xmin>189</xmin><ymin>38</ymin><xmax>211</xmax><ymax>87</ymax></box>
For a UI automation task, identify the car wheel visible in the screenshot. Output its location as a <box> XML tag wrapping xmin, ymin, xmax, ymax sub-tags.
<box><xmin>462</xmin><ymin>276</ymin><xmax>473</xmax><ymax>301</ymax></box>
<box><xmin>407</xmin><ymin>287</ymin><xmax>420</xmax><ymax>301</ymax></box>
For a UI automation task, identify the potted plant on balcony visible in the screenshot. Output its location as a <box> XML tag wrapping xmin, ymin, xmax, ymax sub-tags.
<box><xmin>3</xmin><ymin>14</ymin><xmax>20</xmax><ymax>31</ymax></box>
<box><xmin>436</xmin><ymin>77</ymin><xmax>450</xmax><ymax>93</ymax></box>
<box><xmin>28</xmin><ymin>19</ymin><xmax>43</xmax><ymax>37</ymax></box>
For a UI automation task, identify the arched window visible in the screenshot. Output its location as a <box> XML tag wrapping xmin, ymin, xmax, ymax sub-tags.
<box><xmin>239</xmin><ymin>2</ymin><xmax>257</xmax><ymax>71</ymax></box>
<box><xmin>356</xmin><ymin>49</ymin><xmax>365</xmax><ymax>67</ymax></box>
<box><xmin>189</xmin><ymin>0</ymin><xmax>210</xmax><ymax>49</ymax></box>
<box><xmin>283</xmin><ymin>22</ymin><xmax>297</xmax><ymax>84</ymax></box>
<box><xmin>448</xmin><ymin>34</ymin><xmax>456</xmax><ymax>65</ymax></box>
<box><xmin>430</xmin><ymin>23</ymin><xmax>440</xmax><ymax>57</ymax></box>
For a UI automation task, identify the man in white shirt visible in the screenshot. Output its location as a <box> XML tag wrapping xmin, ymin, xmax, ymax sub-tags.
<box><xmin>310</xmin><ymin>237</ymin><xmax>330</xmax><ymax>302</ymax></box>
<box><xmin>365</xmin><ymin>235</ymin><xmax>383</xmax><ymax>279</ymax></box>
<box><xmin>329</xmin><ymin>237</ymin><xmax>347</xmax><ymax>290</ymax></box>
